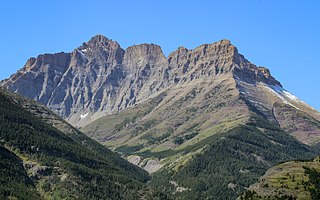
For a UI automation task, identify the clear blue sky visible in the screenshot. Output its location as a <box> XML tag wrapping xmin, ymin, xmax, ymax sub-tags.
<box><xmin>0</xmin><ymin>0</ymin><xmax>319</xmax><ymax>110</ymax></box>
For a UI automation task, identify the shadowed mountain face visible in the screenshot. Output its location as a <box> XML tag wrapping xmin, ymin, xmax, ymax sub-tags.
<box><xmin>1</xmin><ymin>35</ymin><xmax>320</xmax><ymax>199</ymax></box>
<box><xmin>0</xmin><ymin>88</ymin><xmax>166</xmax><ymax>199</ymax></box>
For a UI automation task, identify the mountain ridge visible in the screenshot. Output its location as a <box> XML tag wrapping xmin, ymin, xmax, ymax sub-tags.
<box><xmin>1</xmin><ymin>35</ymin><xmax>288</xmax><ymax>126</ymax></box>
<box><xmin>2</xmin><ymin>34</ymin><xmax>320</xmax><ymax>150</ymax></box>
<box><xmin>1</xmin><ymin>34</ymin><xmax>320</xmax><ymax>199</ymax></box>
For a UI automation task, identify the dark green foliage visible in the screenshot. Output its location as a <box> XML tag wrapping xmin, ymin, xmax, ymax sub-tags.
<box><xmin>116</xmin><ymin>144</ymin><xmax>144</xmax><ymax>154</ymax></box>
<box><xmin>185</xmin><ymin>131</ymin><xmax>199</xmax><ymax>140</ymax></box>
<box><xmin>136</xmin><ymin>149</ymin><xmax>176</xmax><ymax>160</ymax></box>
<box><xmin>173</xmin><ymin>136</ymin><xmax>184</xmax><ymax>145</ymax></box>
<box><xmin>140</xmin><ymin>130</ymin><xmax>171</xmax><ymax>145</ymax></box>
<box><xmin>150</xmin><ymin>116</ymin><xmax>315</xmax><ymax>199</ymax></box>
<box><xmin>304</xmin><ymin>167</ymin><xmax>320</xmax><ymax>200</ymax></box>
<box><xmin>241</xmin><ymin>191</ymin><xmax>296</xmax><ymax>200</ymax></box>
<box><xmin>241</xmin><ymin>190</ymin><xmax>256</xmax><ymax>200</ymax></box>
<box><xmin>0</xmin><ymin>145</ymin><xmax>41</xmax><ymax>200</ymax></box>
<box><xmin>173</xmin><ymin>131</ymin><xmax>199</xmax><ymax>145</ymax></box>
<box><xmin>0</xmin><ymin>90</ymin><xmax>163</xmax><ymax>199</ymax></box>
<box><xmin>173</xmin><ymin>124</ymin><xmax>199</xmax><ymax>145</ymax></box>
<box><xmin>313</xmin><ymin>143</ymin><xmax>320</xmax><ymax>153</ymax></box>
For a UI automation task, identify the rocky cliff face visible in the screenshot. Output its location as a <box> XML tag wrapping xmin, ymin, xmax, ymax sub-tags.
<box><xmin>1</xmin><ymin>36</ymin><xmax>172</xmax><ymax>127</ymax></box>
<box><xmin>2</xmin><ymin>35</ymin><xmax>320</xmax><ymax>143</ymax></box>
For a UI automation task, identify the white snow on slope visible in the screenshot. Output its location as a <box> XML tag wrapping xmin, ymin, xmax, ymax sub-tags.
<box><xmin>270</xmin><ymin>85</ymin><xmax>299</xmax><ymax>101</ymax></box>
<box><xmin>80</xmin><ymin>113</ymin><xmax>89</xmax><ymax>119</ymax></box>
<box><xmin>77</xmin><ymin>49</ymin><xmax>87</xmax><ymax>59</ymax></box>
<box><xmin>262</xmin><ymin>84</ymin><xmax>300</xmax><ymax>110</ymax></box>
<box><xmin>266</xmin><ymin>84</ymin><xmax>319</xmax><ymax>112</ymax></box>
<box><xmin>235</xmin><ymin>78</ymin><xmax>317</xmax><ymax>112</ymax></box>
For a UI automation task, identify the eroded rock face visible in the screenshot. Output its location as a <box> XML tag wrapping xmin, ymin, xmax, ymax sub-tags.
<box><xmin>116</xmin><ymin>43</ymin><xmax>169</xmax><ymax>110</ymax></box>
<box><xmin>2</xmin><ymin>35</ymin><xmax>127</xmax><ymax>126</ymax></box>
<box><xmin>4</xmin><ymin>52</ymin><xmax>71</xmax><ymax>106</ymax></box>
<box><xmin>0</xmin><ymin>35</ymin><xmax>315</xmax><ymax>130</ymax></box>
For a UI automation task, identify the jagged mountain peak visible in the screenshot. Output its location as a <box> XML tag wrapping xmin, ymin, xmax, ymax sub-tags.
<box><xmin>19</xmin><ymin>52</ymin><xmax>69</xmax><ymax>71</ymax></box>
<box><xmin>193</xmin><ymin>39</ymin><xmax>235</xmax><ymax>52</ymax></box>
<box><xmin>218</xmin><ymin>38</ymin><xmax>231</xmax><ymax>44</ymax></box>
<box><xmin>2</xmin><ymin>35</ymin><xmax>319</xmax><ymax>134</ymax></box>
<box><xmin>168</xmin><ymin>39</ymin><xmax>235</xmax><ymax>58</ymax></box>
<box><xmin>166</xmin><ymin>39</ymin><xmax>245</xmax><ymax>82</ymax></box>
<box><xmin>177</xmin><ymin>45</ymin><xmax>188</xmax><ymax>50</ymax></box>
<box><xmin>73</xmin><ymin>35</ymin><xmax>125</xmax><ymax>68</ymax></box>
<box><xmin>85</xmin><ymin>34</ymin><xmax>117</xmax><ymax>46</ymax></box>
<box><xmin>76</xmin><ymin>35</ymin><xmax>123</xmax><ymax>61</ymax></box>
<box><xmin>24</xmin><ymin>57</ymin><xmax>37</xmax><ymax>69</ymax></box>
<box><xmin>80</xmin><ymin>35</ymin><xmax>121</xmax><ymax>48</ymax></box>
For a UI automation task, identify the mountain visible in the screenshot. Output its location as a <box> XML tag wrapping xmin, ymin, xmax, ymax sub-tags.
<box><xmin>0</xmin><ymin>35</ymin><xmax>170</xmax><ymax>128</ymax></box>
<box><xmin>2</xmin><ymin>35</ymin><xmax>319</xmax><ymax>143</ymax></box>
<box><xmin>2</xmin><ymin>35</ymin><xmax>320</xmax><ymax>199</ymax></box>
<box><xmin>0</xmin><ymin>88</ymin><xmax>165</xmax><ymax>199</ymax></box>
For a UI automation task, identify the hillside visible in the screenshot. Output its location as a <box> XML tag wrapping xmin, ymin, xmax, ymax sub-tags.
<box><xmin>2</xmin><ymin>35</ymin><xmax>320</xmax><ymax>199</ymax></box>
<box><xmin>0</xmin><ymin>88</ymin><xmax>165</xmax><ymax>199</ymax></box>
<box><xmin>241</xmin><ymin>157</ymin><xmax>320</xmax><ymax>200</ymax></box>
<box><xmin>0</xmin><ymin>145</ymin><xmax>41</xmax><ymax>199</ymax></box>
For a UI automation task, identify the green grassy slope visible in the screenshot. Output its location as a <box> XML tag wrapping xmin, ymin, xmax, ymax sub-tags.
<box><xmin>0</xmin><ymin>89</ymin><xmax>165</xmax><ymax>199</ymax></box>
<box><xmin>81</xmin><ymin>78</ymin><xmax>320</xmax><ymax>199</ymax></box>
<box><xmin>82</xmin><ymin>78</ymin><xmax>250</xmax><ymax>174</ymax></box>
<box><xmin>241</xmin><ymin>157</ymin><xmax>320</xmax><ymax>200</ymax></box>
<box><xmin>149</xmin><ymin>117</ymin><xmax>316</xmax><ymax>199</ymax></box>
<box><xmin>80</xmin><ymin>74</ymin><xmax>320</xmax><ymax>200</ymax></box>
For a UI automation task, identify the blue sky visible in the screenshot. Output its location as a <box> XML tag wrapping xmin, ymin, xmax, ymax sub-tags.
<box><xmin>0</xmin><ymin>0</ymin><xmax>319</xmax><ymax>110</ymax></box>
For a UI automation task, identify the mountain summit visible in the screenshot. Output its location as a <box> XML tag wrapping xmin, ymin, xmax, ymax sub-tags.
<box><xmin>1</xmin><ymin>35</ymin><xmax>320</xmax><ymax>199</ymax></box>
<box><xmin>2</xmin><ymin>35</ymin><xmax>319</xmax><ymax>144</ymax></box>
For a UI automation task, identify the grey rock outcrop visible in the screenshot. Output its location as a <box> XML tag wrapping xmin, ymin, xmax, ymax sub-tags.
<box><xmin>1</xmin><ymin>35</ymin><xmax>317</xmax><ymax>130</ymax></box>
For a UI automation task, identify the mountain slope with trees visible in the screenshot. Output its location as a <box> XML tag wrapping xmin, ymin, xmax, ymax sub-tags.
<box><xmin>0</xmin><ymin>88</ymin><xmax>165</xmax><ymax>199</ymax></box>
<box><xmin>2</xmin><ymin>35</ymin><xmax>320</xmax><ymax>199</ymax></box>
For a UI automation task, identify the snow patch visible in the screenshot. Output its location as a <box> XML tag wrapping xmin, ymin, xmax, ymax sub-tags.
<box><xmin>262</xmin><ymin>84</ymin><xmax>300</xmax><ymax>110</ymax></box>
<box><xmin>283</xmin><ymin>91</ymin><xmax>299</xmax><ymax>101</ymax></box>
<box><xmin>77</xmin><ymin>49</ymin><xmax>87</xmax><ymax>59</ymax></box>
<box><xmin>235</xmin><ymin>76</ymin><xmax>317</xmax><ymax>112</ymax></box>
<box><xmin>80</xmin><ymin>113</ymin><xmax>89</xmax><ymax>119</ymax></box>
<box><xmin>270</xmin><ymin>85</ymin><xmax>299</xmax><ymax>102</ymax></box>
